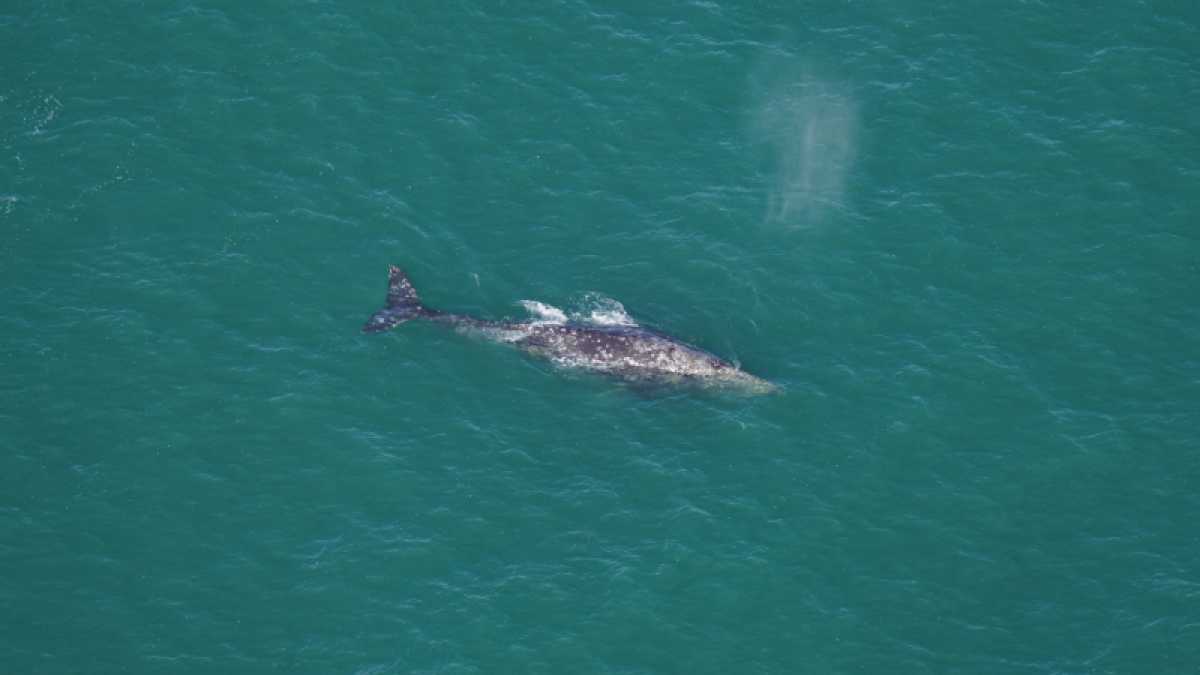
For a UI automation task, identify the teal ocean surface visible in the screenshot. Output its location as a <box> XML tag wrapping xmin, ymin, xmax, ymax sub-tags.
<box><xmin>3</xmin><ymin>2</ymin><xmax>1198</xmax><ymax>673</ymax></box>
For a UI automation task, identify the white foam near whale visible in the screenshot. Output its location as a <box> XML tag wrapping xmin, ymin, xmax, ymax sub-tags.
<box><xmin>518</xmin><ymin>300</ymin><xmax>568</xmax><ymax>324</ymax></box>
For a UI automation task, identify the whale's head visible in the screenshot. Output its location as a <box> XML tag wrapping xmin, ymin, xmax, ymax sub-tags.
<box><xmin>689</xmin><ymin>353</ymin><xmax>780</xmax><ymax>395</ymax></box>
<box><xmin>716</xmin><ymin>367</ymin><xmax>781</xmax><ymax>395</ymax></box>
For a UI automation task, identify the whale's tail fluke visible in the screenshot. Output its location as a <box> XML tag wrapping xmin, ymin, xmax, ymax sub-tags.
<box><xmin>363</xmin><ymin>265</ymin><xmax>430</xmax><ymax>333</ymax></box>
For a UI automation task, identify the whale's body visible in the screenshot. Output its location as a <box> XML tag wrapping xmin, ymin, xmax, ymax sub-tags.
<box><xmin>363</xmin><ymin>266</ymin><xmax>777</xmax><ymax>394</ymax></box>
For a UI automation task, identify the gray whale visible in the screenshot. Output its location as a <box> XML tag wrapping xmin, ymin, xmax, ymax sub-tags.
<box><xmin>363</xmin><ymin>265</ymin><xmax>777</xmax><ymax>394</ymax></box>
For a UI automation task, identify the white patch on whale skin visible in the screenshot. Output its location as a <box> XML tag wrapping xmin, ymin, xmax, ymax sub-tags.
<box><xmin>487</xmin><ymin>327</ymin><xmax>532</xmax><ymax>343</ymax></box>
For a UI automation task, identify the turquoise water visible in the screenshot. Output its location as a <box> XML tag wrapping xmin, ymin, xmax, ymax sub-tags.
<box><xmin>4</xmin><ymin>2</ymin><xmax>1198</xmax><ymax>672</ymax></box>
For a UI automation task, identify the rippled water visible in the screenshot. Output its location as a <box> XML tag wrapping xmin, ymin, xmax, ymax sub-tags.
<box><xmin>4</xmin><ymin>2</ymin><xmax>1198</xmax><ymax>673</ymax></box>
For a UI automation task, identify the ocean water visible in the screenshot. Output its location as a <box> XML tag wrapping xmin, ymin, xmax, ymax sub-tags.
<box><xmin>3</xmin><ymin>2</ymin><xmax>1198</xmax><ymax>673</ymax></box>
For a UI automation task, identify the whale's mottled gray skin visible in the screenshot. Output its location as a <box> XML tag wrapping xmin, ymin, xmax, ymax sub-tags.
<box><xmin>364</xmin><ymin>266</ymin><xmax>778</xmax><ymax>394</ymax></box>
